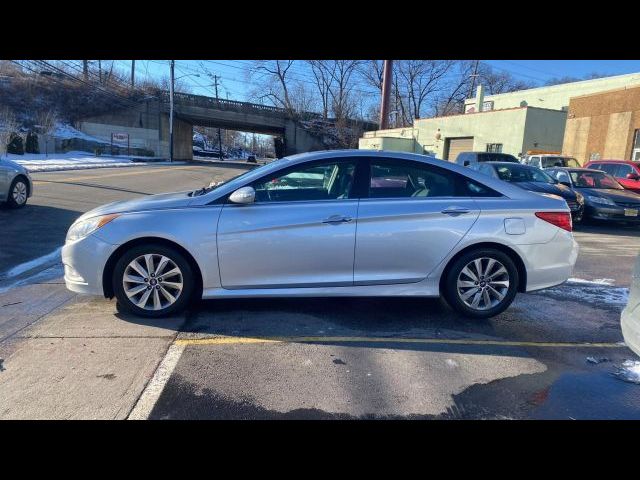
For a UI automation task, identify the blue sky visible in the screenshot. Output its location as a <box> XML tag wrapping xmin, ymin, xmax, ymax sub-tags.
<box><xmin>131</xmin><ymin>59</ymin><xmax>640</xmax><ymax>102</ymax></box>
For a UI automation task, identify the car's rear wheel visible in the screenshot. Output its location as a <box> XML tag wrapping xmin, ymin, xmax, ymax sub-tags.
<box><xmin>113</xmin><ymin>244</ymin><xmax>194</xmax><ymax>318</ymax></box>
<box><xmin>7</xmin><ymin>177</ymin><xmax>28</xmax><ymax>208</ymax></box>
<box><xmin>443</xmin><ymin>248</ymin><xmax>519</xmax><ymax>319</ymax></box>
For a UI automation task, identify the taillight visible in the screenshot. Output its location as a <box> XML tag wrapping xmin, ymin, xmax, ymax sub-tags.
<box><xmin>535</xmin><ymin>211</ymin><xmax>572</xmax><ymax>232</ymax></box>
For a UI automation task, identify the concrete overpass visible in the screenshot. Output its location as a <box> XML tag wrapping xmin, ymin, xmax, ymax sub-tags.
<box><xmin>77</xmin><ymin>92</ymin><xmax>377</xmax><ymax>160</ymax></box>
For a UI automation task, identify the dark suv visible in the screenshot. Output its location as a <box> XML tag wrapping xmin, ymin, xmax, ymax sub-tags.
<box><xmin>456</xmin><ymin>152</ymin><xmax>520</xmax><ymax>167</ymax></box>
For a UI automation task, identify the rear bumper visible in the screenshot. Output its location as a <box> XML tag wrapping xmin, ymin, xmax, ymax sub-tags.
<box><xmin>521</xmin><ymin>230</ymin><xmax>579</xmax><ymax>292</ymax></box>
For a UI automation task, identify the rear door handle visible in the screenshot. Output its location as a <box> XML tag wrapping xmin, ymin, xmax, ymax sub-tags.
<box><xmin>322</xmin><ymin>215</ymin><xmax>353</xmax><ymax>224</ymax></box>
<box><xmin>441</xmin><ymin>206</ymin><xmax>471</xmax><ymax>216</ymax></box>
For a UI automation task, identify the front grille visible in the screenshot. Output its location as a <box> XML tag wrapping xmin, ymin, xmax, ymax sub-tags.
<box><xmin>616</xmin><ymin>201</ymin><xmax>640</xmax><ymax>209</ymax></box>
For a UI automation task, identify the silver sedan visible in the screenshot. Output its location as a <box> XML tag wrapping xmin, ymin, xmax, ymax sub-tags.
<box><xmin>62</xmin><ymin>150</ymin><xmax>578</xmax><ymax>319</ymax></box>
<box><xmin>1</xmin><ymin>158</ymin><xmax>33</xmax><ymax>208</ymax></box>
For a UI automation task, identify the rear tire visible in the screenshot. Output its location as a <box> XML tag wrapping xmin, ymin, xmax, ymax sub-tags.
<box><xmin>7</xmin><ymin>177</ymin><xmax>28</xmax><ymax>208</ymax></box>
<box><xmin>443</xmin><ymin>248</ymin><xmax>519</xmax><ymax>319</ymax></box>
<box><xmin>113</xmin><ymin>244</ymin><xmax>195</xmax><ymax>318</ymax></box>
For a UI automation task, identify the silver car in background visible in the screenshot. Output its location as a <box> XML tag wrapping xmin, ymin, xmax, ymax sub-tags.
<box><xmin>0</xmin><ymin>157</ymin><xmax>32</xmax><ymax>208</ymax></box>
<box><xmin>622</xmin><ymin>254</ymin><xmax>640</xmax><ymax>357</ymax></box>
<box><xmin>62</xmin><ymin>150</ymin><xmax>578</xmax><ymax>319</ymax></box>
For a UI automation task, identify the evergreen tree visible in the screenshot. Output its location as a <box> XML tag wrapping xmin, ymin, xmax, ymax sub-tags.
<box><xmin>25</xmin><ymin>131</ymin><xmax>39</xmax><ymax>154</ymax></box>
<box><xmin>6</xmin><ymin>133</ymin><xmax>24</xmax><ymax>155</ymax></box>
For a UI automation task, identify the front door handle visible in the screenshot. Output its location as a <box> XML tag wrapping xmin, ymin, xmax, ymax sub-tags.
<box><xmin>441</xmin><ymin>206</ymin><xmax>471</xmax><ymax>216</ymax></box>
<box><xmin>322</xmin><ymin>215</ymin><xmax>353</xmax><ymax>224</ymax></box>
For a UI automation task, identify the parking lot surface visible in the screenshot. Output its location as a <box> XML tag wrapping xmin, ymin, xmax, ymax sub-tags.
<box><xmin>1</xmin><ymin>163</ymin><xmax>639</xmax><ymax>419</ymax></box>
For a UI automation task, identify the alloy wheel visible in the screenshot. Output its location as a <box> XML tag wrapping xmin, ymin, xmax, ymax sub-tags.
<box><xmin>12</xmin><ymin>181</ymin><xmax>27</xmax><ymax>205</ymax></box>
<box><xmin>456</xmin><ymin>257</ymin><xmax>510</xmax><ymax>311</ymax></box>
<box><xmin>122</xmin><ymin>254</ymin><xmax>183</xmax><ymax>311</ymax></box>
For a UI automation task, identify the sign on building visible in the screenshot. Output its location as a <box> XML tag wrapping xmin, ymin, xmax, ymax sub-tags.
<box><xmin>111</xmin><ymin>132</ymin><xmax>130</xmax><ymax>156</ymax></box>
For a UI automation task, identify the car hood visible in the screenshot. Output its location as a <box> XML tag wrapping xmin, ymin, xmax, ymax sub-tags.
<box><xmin>1</xmin><ymin>158</ymin><xmax>29</xmax><ymax>174</ymax></box>
<box><xmin>514</xmin><ymin>181</ymin><xmax>576</xmax><ymax>200</ymax></box>
<box><xmin>75</xmin><ymin>191</ymin><xmax>194</xmax><ymax>222</ymax></box>
<box><xmin>577</xmin><ymin>187</ymin><xmax>640</xmax><ymax>203</ymax></box>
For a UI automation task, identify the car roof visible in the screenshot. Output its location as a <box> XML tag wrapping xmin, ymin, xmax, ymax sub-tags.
<box><xmin>548</xmin><ymin>167</ymin><xmax>604</xmax><ymax>173</ymax></box>
<box><xmin>482</xmin><ymin>161</ymin><xmax>534</xmax><ymax>167</ymax></box>
<box><xmin>586</xmin><ymin>159</ymin><xmax>634</xmax><ymax>163</ymax></box>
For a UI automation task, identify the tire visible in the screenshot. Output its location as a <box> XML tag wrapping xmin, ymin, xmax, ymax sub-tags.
<box><xmin>112</xmin><ymin>244</ymin><xmax>195</xmax><ymax>318</ymax></box>
<box><xmin>7</xmin><ymin>176</ymin><xmax>29</xmax><ymax>208</ymax></box>
<box><xmin>442</xmin><ymin>248</ymin><xmax>519</xmax><ymax>319</ymax></box>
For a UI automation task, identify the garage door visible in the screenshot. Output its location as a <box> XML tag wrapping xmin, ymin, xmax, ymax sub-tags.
<box><xmin>446</xmin><ymin>137</ymin><xmax>474</xmax><ymax>161</ymax></box>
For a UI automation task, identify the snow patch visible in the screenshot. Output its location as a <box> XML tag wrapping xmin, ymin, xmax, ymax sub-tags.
<box><xmin>538</xmin><ymin>277</ymin><xmax>629</xmax><ymax>308</ymax></box>
<box><xmin>10</xmin><ymin>151</ymin><xmax>136</xmax><ymax>172</ymax></box>
<box><xmin>613</xmin><ymin>360</ymin><xmax>640</xmax><ymax>385</ymax></box>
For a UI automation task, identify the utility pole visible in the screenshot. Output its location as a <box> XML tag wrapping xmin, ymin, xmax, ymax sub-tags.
<box><xmin>131</xmin><ymin>60</ymin><xmax>135</xmax><ymax>88</ymax></box>
<box><xmin>213</xmin><ymin>74</ymin><xmax>223</xmax><ymax>160</ymax></box>
<box><xmin>98</xmin><ymin>60</ymin><xmax>102</xmax><ymax>84</ymax></box>
<box><xmin>169</xmin><ymin>60</ymin><xmax>175</xmax><ymax>163</ymax></box>
<box><xmin>82</xmin><ymin>60</ymin><xmax>88</xmax><ymax>80</ymax></box>
<box><xmin>379</xmin><ymin>60</ymin><xmax>393</xmax><ymax>130</ymax></box>
<box><xmin>468</xmin><ymin>60</ymin><xmax>480</xmax><ymax>100</ymax></box>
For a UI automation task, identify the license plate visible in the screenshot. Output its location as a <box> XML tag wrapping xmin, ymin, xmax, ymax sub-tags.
<box><xmin>625</xmin><ymin>208</ymin><xmax>638</xmax><ymax>217</ymax></box>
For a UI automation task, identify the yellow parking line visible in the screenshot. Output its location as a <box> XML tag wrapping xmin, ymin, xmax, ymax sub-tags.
<box><xmin>32</xmin><ymin>166</ymin><xmax>198</xmax><ymax>185</ymax></box>
<box><xmin>174</xmin><ymin>336</ymin><xmax>627</xmax><ymax>349</ymax></box>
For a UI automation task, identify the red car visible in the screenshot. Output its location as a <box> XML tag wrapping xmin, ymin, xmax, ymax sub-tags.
<box><xmin>584</xmin><ymin>159</ymin><xmax>640</xmax><ymax>193</ymax></box>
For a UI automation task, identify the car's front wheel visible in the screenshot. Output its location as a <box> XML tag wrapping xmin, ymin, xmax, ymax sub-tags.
<box><xmin>443</xmin><ymin>248</ymin><xmax>519</xmax><ymax>319</ymax></box>
<box><xmin>113</xmin><ymin>244</ymin><xmax>195</xmax><ymax>318</ymax></box>
<box><xmin>7</xmin><ymin>177</ymin><xmax>29</xmax><ymax>208</ymax></box>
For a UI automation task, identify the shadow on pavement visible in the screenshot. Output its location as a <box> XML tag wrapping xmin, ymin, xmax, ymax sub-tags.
<box><xmin>0</xmin><ymin>204</ymin><xmax>80</xmax><ymax>273</ymax></box>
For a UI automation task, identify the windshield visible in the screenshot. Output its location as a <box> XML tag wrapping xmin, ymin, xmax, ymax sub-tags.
<box><xmin>495</xmin><ymin>164</ymin><xmax>556</xmax><ymax>184</ymax></box>
<box><xmin>569</xmin><ymin>170</ymin><xmax>624</xmax><ymax>190</ymax></box>
<box><xmin>190</xmin><ymin>160</ymin><xmax>278</xmax><ymax>196</ymax></box>
<box><xmin>541</xmin><ymin>157</ymin><xmax>580</xmax><ymax>168</ymax></box>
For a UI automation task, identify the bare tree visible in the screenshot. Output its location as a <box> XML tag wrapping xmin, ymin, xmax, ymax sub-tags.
<box><xmin>36</xmin><ymin>109</ymin><xmax>58</xmax><ymax>157</ymax></box>
<box><xmin>325</xmin><ymin>60</ymin><xmax>362</xmax><ymax>121</ymax></box>
<box><xmin>307</xmin><ymin>60</ymin><xmax>335</xmax><ymax>119</ymax></box>
<box><xmin>0</xmin><ymin>108</ymin><xmax>18</xmax><ymax>159</ymax></box>
<box><xmin>248</xmin><ymin>60</ymin><xmax>297</xmax><ymax>115</ymax></box>
<box><xmin>358</xmin><ymin>60</ymin><xmax>385</xmax><ymax>91</ymax></box>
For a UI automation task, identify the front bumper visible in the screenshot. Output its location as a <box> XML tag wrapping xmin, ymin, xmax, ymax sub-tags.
<box><xmin>62</xmin><ymin>233</ymin><xmax>118</xmax><ymax>296</ymax></box>
<box><xmin>622</xmin><ymin>306</ymin><xmax>640</xmax><ymax>357</ymax></box>
<box><xmin>586</xmin><ymin>205</ymin><xmax>640</xmax><ymax>222</ymax></box>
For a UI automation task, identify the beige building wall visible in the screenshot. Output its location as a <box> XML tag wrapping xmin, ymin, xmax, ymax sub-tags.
<box><xmin>464</xmin><ymin>72</ymin><xmax>640</xmax><ymax>112</ymax></box>
<box><xmin>562</xmin><ymin>85</ymin><xmax>640</xmax><ymax>164</ymax></box>
<box><xmin>361</xmin><ymin>107</ymin><xmax>565</xmax><ymax>160</ymax></box>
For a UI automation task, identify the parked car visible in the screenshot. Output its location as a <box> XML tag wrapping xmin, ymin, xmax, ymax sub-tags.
<box><xmin>523</xmin><ymin>154</ymin><xmax>580</xmax><ymax>169</ymax></box>
<box><xmin>469</xmin><ymin>162</ymin><xmax>584</xmax><ymax>222</ymax></box>
<box><xmin>0</xmin><ymin>157</ymin><xmax>33</xmax><ymax>208</ymax></box>
<box><xmin>455</xmin><ymin>152</ymin><xmax>519</xmax><ymax>167</ymax></box>
<box><xmin>584</xmin><ymin>159</ymin><xmax>640</xmax><ymax>193</ymax></box>
<box><xmin>62</xmin><ymin>150</ymin><xmax>577</xmax><ymax>319</ymax></box>
<box><xmin>546</xmin><ymin>167</ymin><xmax>640</xmax><ymax>223</ymax></box>
<box><xmin>622</xmin><ymin>253</ymin><xmax>640</xmax><ymax>357</ymax></box>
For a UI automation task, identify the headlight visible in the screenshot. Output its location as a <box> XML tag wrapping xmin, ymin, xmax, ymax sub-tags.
<box><xmin>66</xmin><ymin>214</ymin><xmax>120</xmax><ymax>242</ymax></box>
<box><xmin>585</xmin><ymin>195</ymin><xmax>615</xmax><ymax>206</ymax></box>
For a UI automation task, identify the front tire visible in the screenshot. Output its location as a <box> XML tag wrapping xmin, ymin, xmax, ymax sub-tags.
<box><xmin>443</xmin><ymin>248</ymin><xmax>519</xmax><ymax>319</ymax></box>
<box><xmin>113</xmin><ymin>244</ymin><xmax>195</xmax><ymax>318</ymax></box>
<box><xmin>7</xmin><ymin>177</ymin><xmax>28</xmax><ymax>208</ymax></box>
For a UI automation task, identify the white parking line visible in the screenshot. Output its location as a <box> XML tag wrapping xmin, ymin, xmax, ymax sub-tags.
<box><xmin>127</xmin><ymin>343</ymin><xmax>185</xmax><ymax>420</ymax></box>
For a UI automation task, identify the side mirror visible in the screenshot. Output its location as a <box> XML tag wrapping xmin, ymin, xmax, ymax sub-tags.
<box><xmin>229</xmin><ymin>186</ymin><xmax>255</xmax><ymax>204</ymax></box>
<box><xmin>626</xmin><ymin>173</ymin><xmax>640</xmax><ymax>180</ymax></box>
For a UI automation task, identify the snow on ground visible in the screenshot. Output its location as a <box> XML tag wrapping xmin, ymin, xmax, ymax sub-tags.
<box><xmin>52</xmin><ymin>123</ymin><xmax>109</xmax><ymax>144</ymax></box>
<box><xmin>613</xmin><ymin>360</ymin><xmax>640</xmax><ymax>385</ymax></box>
<box><xmin>537</xmin><ymin>278</ymin><xmax>629</xmax><ymax>308</ymax></box>
<box><xmin>9</xmin><ymin>152</ymin><xmax>137</xmax><ymax>172</ymax></box>
<box><xmin>0</xmin><ymin>248</ymin><xmax>63</xmax><ymax>294</ymax></box>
